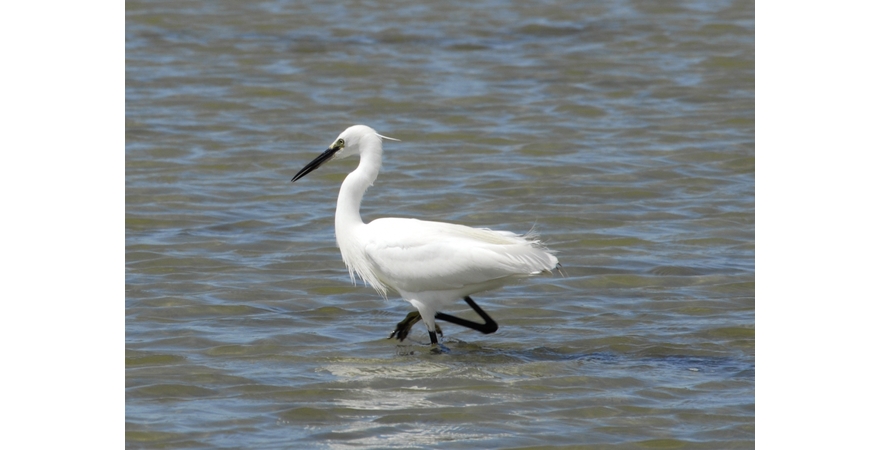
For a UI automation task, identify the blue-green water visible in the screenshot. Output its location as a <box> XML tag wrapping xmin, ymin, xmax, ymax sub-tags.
<box><xmin>126</xmin><ymin>0</ymin><xmax>754</xmax><ymax>447</ymax></box>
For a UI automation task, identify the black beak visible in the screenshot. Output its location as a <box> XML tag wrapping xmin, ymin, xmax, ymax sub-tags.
<box><xmin>291</xmin><ymin>147</ymin><xmax>339</xmax><ymax>183</ymax></box>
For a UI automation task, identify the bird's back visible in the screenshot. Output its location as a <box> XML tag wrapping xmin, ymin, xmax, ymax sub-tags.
<box><xmin>353</xmin><ymin>218</ymin><xmax>558</xmax><ymax>295</ymax></box>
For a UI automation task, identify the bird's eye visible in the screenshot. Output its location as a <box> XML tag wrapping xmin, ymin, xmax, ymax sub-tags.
<box><xmin>336</xmin><ymin>139</ymin><xmax>345</xmax><ymax>148</ymax></box>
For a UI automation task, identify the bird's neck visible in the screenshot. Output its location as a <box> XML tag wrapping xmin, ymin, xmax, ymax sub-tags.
<box><xmin>335</xmin><ymin>145</ymin><xmax>381</xmax><ymax>232</ymax></box>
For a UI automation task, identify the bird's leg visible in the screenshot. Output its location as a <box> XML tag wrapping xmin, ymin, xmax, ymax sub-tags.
<box><xmin>434</xmin><ymin>296</ymin><xmax>499</xmax><ymax>334</ymax></box>
<box><xmin>389</xmin><ymin>311</ymin><xmax>443</xmax><ymax>342</ymax></box>
<box><xmin>389</xmin><ymin>311</ymin><xmax>421</xmax><ymax>341</ymax></box>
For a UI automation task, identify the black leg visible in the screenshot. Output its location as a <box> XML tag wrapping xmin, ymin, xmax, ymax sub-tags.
<box><xmin>434</xmin><ymin>296</ymin><xmax>498</xmax><ymax>334</ymax></box>
<box><xmin>389</xmin><ymin>310</ymin><xmax>443</xmax><ymax>342</ymax></box>
<box><xmin>389</xmin><ymin>310</ymin><xmax>421</xmax><ymax>341</ymax></box>
<box><xmin>389</xmin><ymin>295</ymin><xmax>496</xmax><ymax>344</ymax></box>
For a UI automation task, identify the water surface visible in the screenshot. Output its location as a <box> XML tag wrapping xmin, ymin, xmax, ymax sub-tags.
<box><xmin>126</xmin><ymin>0</ymin><xmax>754</xmax><ymax>447</ymax></box>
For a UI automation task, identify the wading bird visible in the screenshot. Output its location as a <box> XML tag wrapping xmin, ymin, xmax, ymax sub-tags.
<box><xmin>292</xmin><ymin>125</ymin><xmax>559</xmax><ymax>346</ymax></box>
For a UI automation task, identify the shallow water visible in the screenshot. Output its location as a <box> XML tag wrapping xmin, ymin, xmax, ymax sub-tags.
<box><xmin>126</xmin><ymin>0</ymin><xmax>754</xmax><ymax>447</ymax></box>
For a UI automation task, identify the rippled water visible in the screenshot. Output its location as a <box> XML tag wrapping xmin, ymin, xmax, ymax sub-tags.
<box><xmin>126</xmin><ymin>0</ymin><xmax>754</xmax><ymax>447</ymax></box>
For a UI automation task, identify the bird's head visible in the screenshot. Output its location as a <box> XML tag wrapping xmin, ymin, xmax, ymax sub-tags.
<box><xmin>291</xmin><ymin>125</ymin><xmax>398</xmax><ymax>183</ymax></box>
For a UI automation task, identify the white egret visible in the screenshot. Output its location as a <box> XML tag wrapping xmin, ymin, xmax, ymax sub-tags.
<box><xmin>292</xmin><ymin>125</ymin><xmax>559</xmax><ymax>346</ymax></box>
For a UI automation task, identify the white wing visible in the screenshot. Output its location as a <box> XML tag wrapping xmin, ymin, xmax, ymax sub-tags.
<box><xmin>360</xmin><ymin>218</ymin><xmax>558</xmax><ymax>293</ymax></box>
